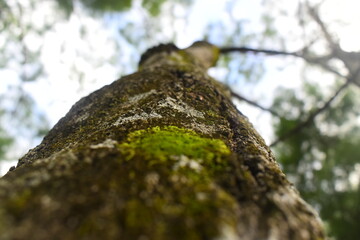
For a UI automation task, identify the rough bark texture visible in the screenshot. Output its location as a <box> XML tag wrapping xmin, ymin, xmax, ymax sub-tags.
<box><xmin>0</xmin><ymin>42</ymin><xmax>325</xmax><ymax>240</ymax></box>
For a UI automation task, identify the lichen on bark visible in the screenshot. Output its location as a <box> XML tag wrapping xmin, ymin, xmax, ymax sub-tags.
<box><xmin>0</xmin><ymin>42</ymin><xmax>325</xmax><ymax>240</ymax></box>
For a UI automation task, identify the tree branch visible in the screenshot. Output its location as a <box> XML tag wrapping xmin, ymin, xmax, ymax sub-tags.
<box><xmin>306</xmin><ymin>3</ymin><xmax>339</xmax><ymax>50</ymax></box>
<box><xmin>220</xmin><ymin>46</ymin><xmax>347</xmax><ymax>79</ymax></box>
<box><xmin>305</xmin><ymin>3</ymin><xmax>360</xmax><ymax>84</ymax></box>
<box><xmin>230</xmin><ymin>90</ymin><xmax>281</xmax><ymax>118</ymax></box>
<box><xmin>220</xmin><ymin>47</ymin><xmax>299</xmax><ymax>57</ymax></box>
<box><xmin>269</xmin><ymin>77</ymin><xmax>353</xmax><ymax>147</ymax></box>
<box><xmin>301</xmin><ymin>55</ymin><xmax>347</xmax><ymax>79</ymax></box>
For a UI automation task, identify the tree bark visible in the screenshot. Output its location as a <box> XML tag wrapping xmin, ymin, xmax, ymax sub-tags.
<box><xmin>0</xmin><ymin>42</ymin><xmax>325</xmax><ymax>240</ymax></box>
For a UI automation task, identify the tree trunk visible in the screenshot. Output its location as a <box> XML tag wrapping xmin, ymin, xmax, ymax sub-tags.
<box><xmin>0</xmin><ymin>42</ymin><xmax>325</xmax><ymax>240</ymax></box>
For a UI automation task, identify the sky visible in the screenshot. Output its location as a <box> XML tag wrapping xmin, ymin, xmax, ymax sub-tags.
<box><xmin>1</xmin><ymin>0</ymin><xmax>359</xmax><ymax>175</ymax></box>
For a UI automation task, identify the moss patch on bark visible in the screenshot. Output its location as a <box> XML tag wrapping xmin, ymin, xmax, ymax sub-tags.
<box><xmin>118</xmin><ymin>125</ymin><xmax>230</xmax><ymax>162</ymax></box>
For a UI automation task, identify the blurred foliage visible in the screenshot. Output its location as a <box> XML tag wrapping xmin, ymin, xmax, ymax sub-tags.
<box><xmin>0</xmin><ymin>1</ymin><xmax>47</xmax><ymax>82</ymax></box>
<box><xmin>272</xmin><ymin>81</ymin><xmax>360</xmax><ymax>239</ymax></box>
<box><xmin>56</xmin><ymin>0</ymin><xmax>190</xmax><ymax>16</ymax></box>
<box><xmin>0</xmin><ymin>110</ymin><xmax>13</xmax><ymax>160</ymax></box>
<box><xmin>0</xmin><ymin>85</ymin><xmax>50</xmax><ymax>156</ymax></box>
<box><xmin>56</xmin><ymin>0</ymin><xmax>131</xmax><ymax>16</ymax></box>
<box><xmin>0</xmin><ymin>0</ymin><xmax>52</xmax><ymax>164</ymax></box>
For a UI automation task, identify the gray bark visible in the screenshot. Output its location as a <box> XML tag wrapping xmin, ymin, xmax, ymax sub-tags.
<box><xmin>0</xmin><ymin>42</ymin><xmax>325</xmax><ymax>240</ymax></box>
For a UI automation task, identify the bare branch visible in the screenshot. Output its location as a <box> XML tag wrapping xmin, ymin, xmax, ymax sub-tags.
<box><xmin>301</xmin><ymin>55</ymin><xmax>347</xmax><ymax>79</ymax></box>
<box><xmin>219</xmin><ymin>2</ymin><xmax>360</xmax><ymax>84</ymax></box>
<box><xmin>230</xmin><ymin>90</ymin><xmax>281</xmax><ymax>118</ymax></box>
<box><xmin>219</xmin><ymin>45</ymin><xmax>348</xmax><ymax>80</ymax></box>
<box><xmin>305</xmin><ymin>3</ymin><xmax>360</xmax><ymax>84</ymax></box>
<box><xmin>306</xmin><ymin>3</ymin><xmax>339</xmax><ymax>50</ymax></box>
<box><xmin>220</xmin><ymin>46</ymin><xmax>299</xmax><ymax>57</ymax></box>
<box><xmin>222</xmin><ymin>45</ymin><xmax>347</xmax><ymax>78</ymax></box>
<box><xmin>270</xmin><ymin>77</ymin><xmax>353</xmax><ymax>147</ymax></box>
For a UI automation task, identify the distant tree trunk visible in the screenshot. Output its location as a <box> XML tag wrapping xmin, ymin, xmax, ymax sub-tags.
<box><xmin>0</xmin><ymin>42</ymin><xmax>325</xmax><ymax>240</ymax></box>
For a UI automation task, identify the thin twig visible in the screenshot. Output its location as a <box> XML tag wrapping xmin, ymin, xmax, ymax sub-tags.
<box><xmin>269</xmin><ymin>77</ymin><xmax>353</xmax><ymax>147</ymax></box>
<box><xmin>231</xmin><ymin>90</ymin><xmax>281</xmax><ymax>118</ymax></box>
<box><xmin>306</xmin><ymin>3</ymin><xmax>339</xmax><ymax>49</ymax></box>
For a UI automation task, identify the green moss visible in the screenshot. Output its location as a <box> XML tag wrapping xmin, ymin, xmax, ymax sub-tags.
<box><xmin>205</xmin><ymin>110</ymin><xmax>218</xmax><ymax>118</ymax></box>
<box><xmin>211</xmin><ymin>45</ymin><xmax>221</xmax><ymax>66</ymax></box>
<box><xmin>118</xmin><ymin>125</ymin><xmax>230</xmax><ymax>164</ymax></box>
<box><xmin>174</xmin><ymin>50</ymin><xmax>198</xmax><ymax>65</ymax></box>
